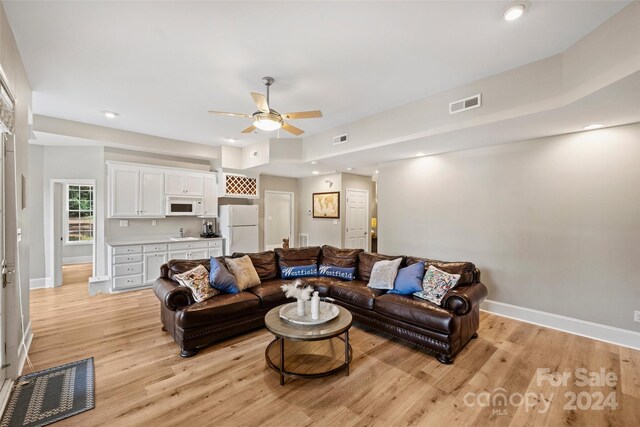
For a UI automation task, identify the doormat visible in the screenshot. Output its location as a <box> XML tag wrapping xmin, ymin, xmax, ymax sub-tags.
<box><xmin>1</xmin><ymin>357</ymin><xmax>95</xmax><ymax>427</ymax></box>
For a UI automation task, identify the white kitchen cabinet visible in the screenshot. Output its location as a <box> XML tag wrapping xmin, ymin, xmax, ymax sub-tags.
<box><xmin>110</xmin><ymin>167</ymin><xmax>139</xmax><ymax>217</ymax></box>
<box><xmin>144</xmin><ymin>252</ymin><xmax>168</xmax><ymax>284</ymax></box>
<box><xmin>209</xmin><ymin>239</ymin><xmax>223</xmax><ymax>257</ymax></box>
<box><xmin>189</xmin><ymin>249</ymin><xmax>209</xmax><ymax>260</ymax></box>
<box><xmin>169</xmin><ymin>251</ymin><xmax>188</xmax><ymax>261</ymax></box>
<box><xmin>165</xmin><ymin>172</ymin><xmax>204</xmax><ymax>196</ymax></box>
<box><xmin>209</xmin><ymin>248</ymin><xmax>223</xmax><ymax>258</ymax></box>
<box><xmin>108</xmin><ymin>164</ymin><xmax>166</xmax><ymax>218</ymax></box>
<box><xmin>139</xmin><ymin>169</ymin><xmax>165</xmax><ymax>217</ymax></box>
<box><xmin>201</xmin><ymin>175</ymin><xmax>218</xmax><ymax>218</ymax></box>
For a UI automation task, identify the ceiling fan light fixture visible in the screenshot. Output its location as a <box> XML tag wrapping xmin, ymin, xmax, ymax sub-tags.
<box><xmin>253</xmin><ymin>113</ymin><xmax>283</xmax><ymax>131</ymax></box>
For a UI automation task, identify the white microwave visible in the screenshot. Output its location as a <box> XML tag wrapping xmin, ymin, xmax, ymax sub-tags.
<box><xmin>166</xmin><ymin>196</ymin><xmax>204</xmax><ymax>216</ymax></box>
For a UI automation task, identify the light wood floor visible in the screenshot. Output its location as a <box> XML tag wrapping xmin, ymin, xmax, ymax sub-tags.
<box><xmin>27</xmin><ymin>264</ymin><xmax>640</xmax><ymax>426</ymax></box>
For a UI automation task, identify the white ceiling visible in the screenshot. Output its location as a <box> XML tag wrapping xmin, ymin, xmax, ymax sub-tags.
<box><xmin>5</xmin><ymin>0</ymin><xmax>630</xmax><ymax>148</ymax></box>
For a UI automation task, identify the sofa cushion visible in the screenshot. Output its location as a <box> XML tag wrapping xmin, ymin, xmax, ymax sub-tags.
<box><xmin>405</xmin><ymin>256</ymin><xmax>475</xmax><ymax>286</ymax></box>
<box><xmin>175</xmin><ymin>292</ymin><xmax>260</xmax><ymax>329</ymax></box>
<box><xmin>330</xmin><ymin>281</ymin><xmax>384</xmax><ymax>310</ymax></box>
<box><xmin>209</xmin><ymin>257</ymin><xmax>239</xmax><ymax>294</ymax></box>
<box><xmin>232</xmin><ymin>251</ymin><xmax>278</xmax><ymax>280</ymax></box>
<box><xmin>167</xmin><ymin>258</ymin><xmax>220</xmax><ymax>281</ymax></box>
<box><xmin>275</xmin><ymin>246</ymin><xmax>321</xmax><ymax>268</ymax></box>
<box><xmin>225</xmin><ymin>256</ymin><xmax>261</xmax><ymax>290</ymax></box>
<box><xmin>280</xmin><ymin>264</ymin><xmax>318</xmax><ymax>279</ymax></box>
<box><xmin>320</xmin><ymin>245</ymin><xmax>363</xmax><ymax>268</ymax></box>
<box><xmin>318</xmin><ymin>265</ymin><xmax>356</xmax><ymax>281</ymax></box>
<box><xmin>388</xmin><ymin>261</ymin><xmax>425</xmax><ymax>295</ymax></box>
<box><xmin>374</xmin><ymin>293</ymin><xmax>457</xmax><ymax>334</ymax></box>
<box><xmin>368</xmin><ymin>258</ymin><xmax>403</xmax><ymax>290</ymax></box>
<box><xmin>414</xmin><ymin>265</ymin><xmax>461</xmax><ymax>305</ymax></box>
<box><xmin>246</xmin><ymin>279</ymin><xmax>292</xmax><ymax>309</ymax></box>
<box><xmin>174</xmin><ymin>265</ymin><xmax>220</xmax><ymax>302</ymax></box>
<box><xmin>357</xmin><ymin>252</ymin><xmax>403</xmax><ymax>281</ymax></box>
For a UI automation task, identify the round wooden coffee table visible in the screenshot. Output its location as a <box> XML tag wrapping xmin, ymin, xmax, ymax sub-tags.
<box><xmin>264</xmin><ymin>304</ymin><xmax>353</xmax><ymax>385</ymax></box>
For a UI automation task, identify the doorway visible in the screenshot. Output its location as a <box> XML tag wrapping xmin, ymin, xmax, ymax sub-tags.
<box><xmin>264</xmin><ymin>191</ymin><xmax>294</xmax><ymax>251</ymax></box>
<box><xmin>48</xmin><ymin>180</ymin><xmax>96</xmax><ymax>286</ymax></box>
<box><xmin>345</xmin><ymin>188</ymin><xmax>369</xmax><ymax>251</ymax></box>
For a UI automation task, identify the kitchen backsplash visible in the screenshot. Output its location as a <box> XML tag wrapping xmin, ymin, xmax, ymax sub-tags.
<box><xmin>106</xmin><ymin>217</ymin><xmax>215</xmax><ymax>242</ymax></box>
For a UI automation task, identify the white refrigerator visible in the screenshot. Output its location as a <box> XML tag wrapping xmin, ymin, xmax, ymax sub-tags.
<box><xmin>218</xmin><ymin>205</ymin><xmax>259</xmax><ymax>255</ymax></box>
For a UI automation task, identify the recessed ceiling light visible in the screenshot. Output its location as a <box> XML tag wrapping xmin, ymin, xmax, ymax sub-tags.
<box><xmin>103</xmin><ymin>111</ymin><xmax>118</xmax><ymax>119</ymax></box>
<box><xmin>504</xmin><ymin>3</ymin><xmax>525</xmax><ymax>21</ymax></box>
<box><xmin>226</xmin><ymin>138</ymin><xmax>236</xmax><ymax>143</ymax></box>
<box><xmin>583</xmin><ymin>123</ymin><xmax>604</xmax><ymax>131</ymax></box>
<box><xmin>416</xmin><ymin>152</ymin><xmax>425</xmax><ymax>157</ymax></box>
<box><xmin>375</xmin><ymin>170</ymin><xmax>379</xmax><ymax>174</ymax></box>
<box><xmin>312</xmin><ymin>171</ymin><xmax>319</xmax><ymax>175</ymax></box>
<box><xmin>310</xmin><ymin>161</ymin><xmax>318</xmax><ymax>165</ymax></box>
<box><xmin>346</xmin><ymin>167</ymin><xmax>353</xmax><ymax>171</ymax></box>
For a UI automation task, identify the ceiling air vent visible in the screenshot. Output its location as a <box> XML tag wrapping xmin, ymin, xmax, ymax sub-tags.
<box><xmin>333</xmin><ymin>133</ymin><xmax>348</xmax><ymax>145</ymax></box>
<box><xmin>449</xmin><ymin>94</ymin><xmax>482</xmax><ymax>114</ymax></box>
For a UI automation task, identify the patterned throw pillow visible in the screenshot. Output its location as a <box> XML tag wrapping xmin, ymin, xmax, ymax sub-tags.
<box><xmin>174</xmin><ymin>265</ymin><xmax>220</xmax><ymax>302</ymax></box>
<box><xmin>225</xmin><ymin>255</ymin><xmax>261</xmax><ymax>291</ymax></box>
<box><xmin>413</xmin><ymin>265</ymin><xmax>460</xmax><ymax>305</ymax></box>
<box><xmin>318</xmin><ymin>264</ymin><xmax>355</xmax><ymax>281</ymax></box>
<box><xmin>280</xmin><ymin>264</ymin><xmax>318</xmax><ymax>279</ymax></box>
<box><xmin>367</xmin><ymin>258</ymin><xmax>403</xmax><ymax>290</ymax></box>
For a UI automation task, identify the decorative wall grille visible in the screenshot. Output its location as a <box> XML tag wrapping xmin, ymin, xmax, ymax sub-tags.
<box><xmin>224</xmin><ymin>174</ymin><xmax>258</xmax><ymax>197</ymax></box>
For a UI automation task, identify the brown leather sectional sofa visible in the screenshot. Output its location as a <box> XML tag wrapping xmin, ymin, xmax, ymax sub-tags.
<box><xmin>153</xmin><ymin>246</ymin><xmax>488</xmax><ymax>364</ymax></box>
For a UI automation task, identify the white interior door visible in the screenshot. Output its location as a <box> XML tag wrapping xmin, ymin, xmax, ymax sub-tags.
<box><xmin>0</xmin><ymin>134</ymin><xmax>5</xmax><ymax>385</ymax></box>
<box><xmin>345</xmin><ymin>188</ymin><xmax>369</xmax><ymax>251</ymax></box>
<box><xmin>264</xmin><ymin>191</ymin><xmax>293</xmax><ymax>251</ymax></box>
<box><xmin>52</xmin><ymin>182</ymin><xmax>64</xmax><ymax>286</ymax></box>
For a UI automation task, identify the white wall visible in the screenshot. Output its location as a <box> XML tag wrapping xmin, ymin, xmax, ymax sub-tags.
<box><xmin>28</xmin><ymin>144</ymin><xmax>44</xmax><ymax>278</ymax></box>
<box><xmin>378</xmin><ymin>123</ymin><xmax>640</xmax><ymax>332</ymax></box>
<box><xmin>298</xmin><ymin>173</ymin><xmax>342</xmax><ymax>248</ymax></box>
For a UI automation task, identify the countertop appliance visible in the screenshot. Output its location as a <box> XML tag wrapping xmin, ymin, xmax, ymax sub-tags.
<box><xmin>166</xmin><ymin>196</ymin><xmax>204</xmax><ymax>216</ymax></box>
<box><xmin>218</xmin><ymin>205</ymin><xmax>259</xmax><ymax>254</ymax></box>
<box><xmin>200</xmin><ymin>219</ymin><xmax>218</xmax><ymax>238</ymax></box>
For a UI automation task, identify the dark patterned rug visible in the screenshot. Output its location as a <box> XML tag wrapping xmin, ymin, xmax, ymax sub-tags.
<box><xmin>0</xmin><ymin>358</ymin><xmax>95</xmax><ymax>427</ymax></box>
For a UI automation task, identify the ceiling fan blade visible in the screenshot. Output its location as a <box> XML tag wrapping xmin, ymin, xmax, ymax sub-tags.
<box><xmin>250</xmin><ymin>92</ymin><xmax>270</xmax><ymax>113</ymax></box>
<box><xmin>282</xmin><ymin>122</ymin><xmax>305</xmax><ymax>136</ymax></box>
<box><xmin>208</xmin><ymin>111</ymin><xmax>252</xmax><ymax>118</ymax></box>
<box><xmin>241</xmin><ymin>125</ymin><xmax>256</xmax><ymax>134</ymax></box>
<box><xmin>282</xmin><ymin>110</ymin><xmax>323</xmax><ymax>120</ymax></box>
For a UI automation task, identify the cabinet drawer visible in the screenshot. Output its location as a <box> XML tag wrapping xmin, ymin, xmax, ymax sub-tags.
<box><xmin>143</xmin><ymin>243</ymin><xmax>168</xmax><ymax>253</ymax></box>
<box><xmin>113</xmin><ymin>274</ymin><xmax>144</xmax><ymax>290</ymax></box>
<box><xmin>168</xmin><ymin>241</ymin><xmax>209</xmax><ymax>251</ymax></box>
<box><xmin>114</xmin><ymin>254</ymin><xmax>143</xmax><ymax>264</ymax></box>
<box><xmin>113</xmin><ymin>245</ymin><xmax>143</xmax><ymax>255</ymax></box>
<box><xmin>208</xmin><ymin>240</ymin><xmax>222</xmax><ymax>248</ymax></box>
<box><xmin>113</xmin><ymin>263</ymin><xmax>143</xmax><ymax>276</ymax></box>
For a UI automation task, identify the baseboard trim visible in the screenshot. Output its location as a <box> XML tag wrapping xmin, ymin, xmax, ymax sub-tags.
<box><xmin>29</xmin><ymin>277</ymin><xmax>47</xmax><ymax>289</ymax></box>
<box><xmin>17</xmin><ymin>322</ymin><xmax>33</xmax><ymax>376</ymax></box>
<box><xmin>63</xmin><ymin>256</ymin><xmax>93</xmax><ymax>265</ymax></box>
<box><xmin>481</xmin><ymin>299</ymin><xmax>640</xmax><ymax>351</ymax></box>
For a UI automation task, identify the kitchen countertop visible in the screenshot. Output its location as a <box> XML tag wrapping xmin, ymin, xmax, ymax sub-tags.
<box><xmin>107</xmin><ymin>236</ymin><xmax>223</xmax><ymax>246</ymax></box>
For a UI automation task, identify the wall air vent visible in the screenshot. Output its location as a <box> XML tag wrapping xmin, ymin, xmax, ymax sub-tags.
<box><xmin>298</xmin><ymin>233</ymin><xmax>309</xmax><ymax>247</ymax></box>
<box><xmin>333</xmin><ymin>133</ymin><xmax>348</xmax><ymax>145</ymax></box>
<box><xmin>449</xmin><ymin>93</ymin><xmax>482</xmax><ymax>114</ymax></box>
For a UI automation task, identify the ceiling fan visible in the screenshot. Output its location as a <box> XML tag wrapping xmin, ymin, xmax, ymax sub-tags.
<box><xmin>208</xmin><ymin>76</ymin><xmax>322</xmax><ymax>136</ymax></box>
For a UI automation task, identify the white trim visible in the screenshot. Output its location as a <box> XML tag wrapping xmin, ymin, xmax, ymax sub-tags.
<box><xmin>17</xmin><ymin>321</ymin><xmax>33</xmax><ymax>375</ymax></box>
<box><xmin>345</xmin><ymin>187</ymin><xmax>370</xmax><ymax>252</ymax></box>
<box><xmin>0</xmin><ymin>379</ymin><xmax>13</xmax><ymax>419</ymax></box>
<box><xmin>29</xmin><ymin>277</ymin><xmax>50</xmax><ymax>289</ymax></box>
<box><xmin>264</xmin><ymin>190</ymin><xmax>295</xmax><ymax>249</ymax></box>
<box><xmin>481</xmin><ymin>299</ymin><xmax>640</xmax><ymax>351</ymax></box>
<box><xmin>63</xmin><ymin>256</ymin><xmax>93</xmax><ymax>265</ymax></box>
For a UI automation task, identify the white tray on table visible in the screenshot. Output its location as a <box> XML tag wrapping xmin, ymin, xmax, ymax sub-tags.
<box><xmin>278</xmin><ymin>301</ymin><xmax>340</xmax><ymax>325</ymax></box>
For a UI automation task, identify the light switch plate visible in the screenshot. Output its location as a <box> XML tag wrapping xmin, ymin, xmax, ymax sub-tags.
<box><xmin>119</xmin><ymin>220</ymin><xmax>129</xmax><ymax>227</ymax></box>
<box><xmin>151</xmin><ymin>220</ymin><xmax>157</xmax><ymax>226</ymax></box>
<box><xmin>333</xmin><ymin>220</ymin><xmax>338</xmax><ymax>225</ymax></box>
<box><xmin>634</xmin><ymin>311</ymin><xmax>640</xmax><ymax>323</ymax></box>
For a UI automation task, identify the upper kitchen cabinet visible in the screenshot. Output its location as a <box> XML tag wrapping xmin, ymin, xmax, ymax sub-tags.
<box><xmin>201</xmin><ymin>174</ymin><xmax>218</xmax><ymax>218</ymax></box>
<box><xmin>165</xmin><ymin>172</ymin><xmax>204</xmax><ymax>196</ymax></box>
<box><xmin>108</xmin><ymin>163</ymin><xmax>166</xmax><ymax>218</ymax></box>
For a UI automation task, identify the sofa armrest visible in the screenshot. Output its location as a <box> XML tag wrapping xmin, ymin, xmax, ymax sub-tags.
<box><xmin>153</xmin><ymin>278</ymin><xmax>194</xmax><ymax>311</ymax></box>
<box><xmin>442</xmin><ymin>282</ymin><xmax>488</xmax><ymax>315</ymax></box>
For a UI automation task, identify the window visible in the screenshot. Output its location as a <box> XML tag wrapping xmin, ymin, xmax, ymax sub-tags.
<box><xmin>66</xmin><ymin>184</ymin><xmax>94</xmax><ymax>244</ymax></box>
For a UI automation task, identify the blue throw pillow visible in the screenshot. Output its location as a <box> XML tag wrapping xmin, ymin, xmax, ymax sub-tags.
<box><xmin>209</xmin><ymin>257</ymin><xmax>240</xmax><ymax>294</ymax></box>
<box><xmin>280</xmin><ymin>264</ymin><xmax>318</xmax><ymax>279</ymax></box>
<box><xmin>388</xmin><ymin>261</ymin><xmax>425</xmax><ymax>295</ymax></box>
<box><xmin>318</xmin><ymin>264</ymin><xmax>355</xmax><ymax>281</ymax></box>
